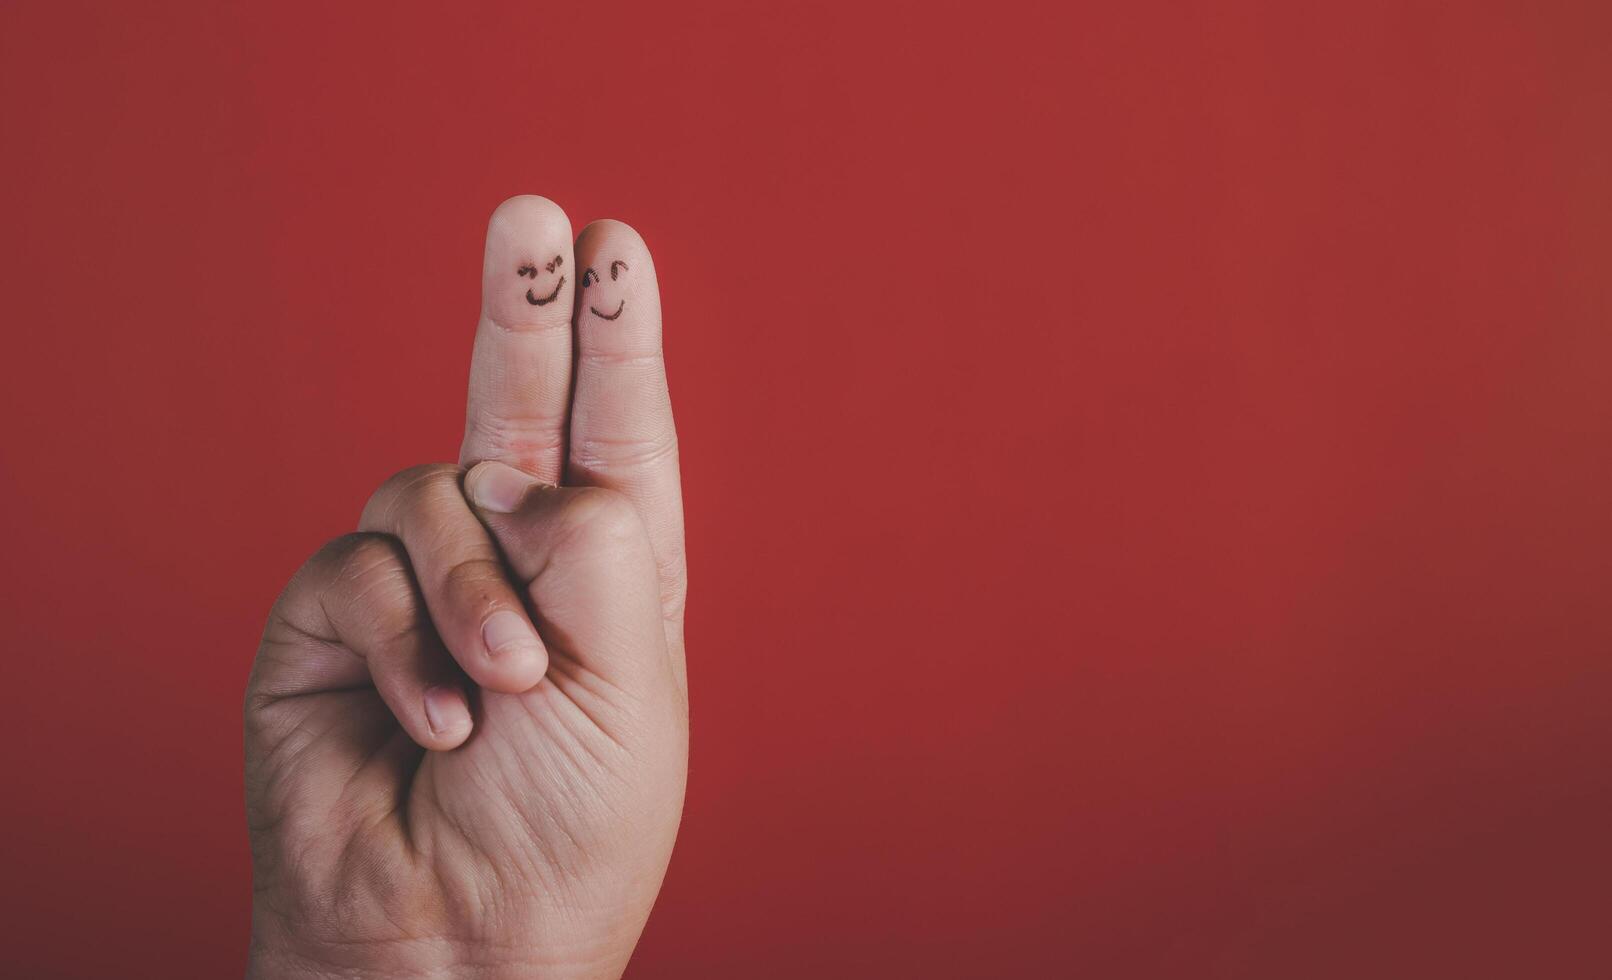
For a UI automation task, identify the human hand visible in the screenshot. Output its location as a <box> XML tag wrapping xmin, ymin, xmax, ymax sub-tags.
<box><xmin>245</xmin><ymin>197</ymin><xmax>687</xmax><ymax>979</ymax></box>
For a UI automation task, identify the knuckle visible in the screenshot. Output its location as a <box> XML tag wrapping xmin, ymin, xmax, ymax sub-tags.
<box><xmin>333</xmin><ymin>532</ymin><xmax>401</xmax><ymax>581</ymax></box>
<box><xmin>287</xmin><ymin>533</ymin><xmax>395</xmax><ymax>599</ymax></box>
<box><xmin>462</xmin><ymin>415</ymin><xmax>566</xmax><ymax>470</ymax></box>
<box><xmin>568</xmin><ymin>426</ymin><xmax>678</xmax><ymax>472</ymax></box>
<box><xmin>362</xmin><ymin>463</ymin><xmax>461</xmax><ymax>530</ymax></box>
<box><xmin>580</xmin><ymin>217</ymin><xmax>647</xmax><ymax>250</ymax></box>
<box><xmin>483</xmin><ymin>308</ymin><xmax>572</xmax><ymax>335</ymax></box>
<box><xmin>331</xmin><ymin>534</ymin><xmax>419</xmax><ymax>637</ymax></box>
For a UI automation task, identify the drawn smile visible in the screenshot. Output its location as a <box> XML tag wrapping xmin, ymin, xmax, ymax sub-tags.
<box><xmin>590</xmin><ymin>300</ymin><xmax>625</xmax><ymax>321</ymax></box>
<box><xmin>525</xmin><ymin>276</ymin><xmax>564</xmax><ymax>305</ymax></box>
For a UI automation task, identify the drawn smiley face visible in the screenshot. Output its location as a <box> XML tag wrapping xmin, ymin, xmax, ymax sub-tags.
<box><xmin>516</xmin><ymin>254</ymin><xmax>565</xmax><ymax>306</ymax></box>
<box><xmin>581</xmin><ymin>259</ymin><xmax>629</xmax><ymax>320</ymax></box>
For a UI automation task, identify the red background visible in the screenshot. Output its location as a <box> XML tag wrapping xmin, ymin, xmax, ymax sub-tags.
<box><xmin>2</xmin><ymin>2</ymin><xmax>1609</xmax><ymax>976</ymax></box>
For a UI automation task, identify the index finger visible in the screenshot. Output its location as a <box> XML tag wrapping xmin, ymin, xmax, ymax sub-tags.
<box><xmin>459</xmin><ymin>195</ymin><xmax>576</xmax><ymax>481</ymax></box>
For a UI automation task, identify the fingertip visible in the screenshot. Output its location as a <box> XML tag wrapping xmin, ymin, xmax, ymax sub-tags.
<box><xmin>482</xmin><ymin>195</ymin><xmax>575</xmax><ymax>330</ymax></box>
<box><xmin>577</xmin><ymin>217</ymin><xmax>647</xmax><ymax>250</ymax></box>
<box><xmin>489</xmin><ymin>194</ymin><xmax>572</xmax><ymax>237</ymax></box>
<box><xmin>477</xmin><ymin>608</ymin><xmax>550</xmax><ymax>693</ymax></box>
<box><xmin>464</xmin><ymin>459</ymin><xmax>546</xmax><ymax>514</ymax></box>
<box><xmin>576</xmin><ymin>218</ymin><xmax>656</xmax><ymax>288</ymax></box>
<box><xmin>574</xmin><ymin>218</ymin><xmax>661</xmax><ymax>353</ymax></box>
<box><xmin>482</xmin><ymin>650</ymin><xmax>550</xmax><ymax>695</ymax></box>
<box><xmin>422</xmin><ymin>685</ymin><xmax>473</xmax><ymax>749</ymax></box>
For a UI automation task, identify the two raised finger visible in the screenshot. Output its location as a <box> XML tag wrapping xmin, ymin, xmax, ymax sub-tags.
<box><xmin>460</xmin><ymin>200</ymin><xmax>686</xmax><ymax>645</ymax></box>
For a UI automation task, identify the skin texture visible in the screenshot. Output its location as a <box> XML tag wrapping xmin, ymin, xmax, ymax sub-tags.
<box><xmin>245</xmin><ymin>197</ymin><xmax>687</xmax><ymax>979</ymax></box>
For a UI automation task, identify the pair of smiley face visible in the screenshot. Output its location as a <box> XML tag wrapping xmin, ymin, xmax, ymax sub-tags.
<box><xmin>516</xmin><ymin>255</ymin><xmax>628</xmax><ymax>321</ymax></box>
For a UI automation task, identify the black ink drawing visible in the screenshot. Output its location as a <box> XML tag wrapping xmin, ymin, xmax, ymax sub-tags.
<box><xmin>582</xmin><ymin>260</ymin><xmax>628</xmax><ymax>320</ymax></box>
<box><xmin>519</xmin><ymin>255</ymin><xmax>565</xmax><ymax>306</ymax></box>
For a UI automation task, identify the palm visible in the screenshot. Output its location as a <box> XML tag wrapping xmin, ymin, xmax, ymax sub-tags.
<box><xmin>418</xmin><ymin>651</ymin><xmax>686</xmax><ymax>899</ymax></box>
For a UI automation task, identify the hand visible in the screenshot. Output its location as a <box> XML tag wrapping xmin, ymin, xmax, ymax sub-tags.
<box><xmin>244</xmin><ymin>197</ymin><xmax>688</xmax><ymax>979</ymax></box>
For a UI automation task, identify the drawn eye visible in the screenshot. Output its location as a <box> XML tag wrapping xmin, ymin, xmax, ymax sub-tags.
<box><xmin>582</xmin><ymin>268</ymin><xmax>599</xmax><ymax>288</ymax></box>
<box><xmin>610</xmin><ymin>260</ymin><xmax>629</xmax><ymax>281</ymax></box>
<box><xmin>517</xmin><ymin>264</ymin><xmax>537</xmax><ymax>279</ymax></box>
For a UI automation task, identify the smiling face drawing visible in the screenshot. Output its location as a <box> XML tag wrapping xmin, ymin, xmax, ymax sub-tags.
<box><xmin>581</xmin><ymin>259</ymin><xmax>629</xmax><ymax>320</ymax></box>
<box><xmin>517</xmin><ymin>254</ymin><xmax>565</xmax><ymax>305</ymax></box>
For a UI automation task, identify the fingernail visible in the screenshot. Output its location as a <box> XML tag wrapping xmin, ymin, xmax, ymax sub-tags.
<box><xmin>483</xmin><ymin>609</ymin><xmax>542</xmax><ymax>661</ymax></box>
<box><xmin>423</xmin><ymin>686</ymin><xmax>469</xmax><ymax>737</ymax></box>
<box><xmin>466</xmin><ymin>460</ymin><xmax>537</xmax><ymax>513</ymax></box>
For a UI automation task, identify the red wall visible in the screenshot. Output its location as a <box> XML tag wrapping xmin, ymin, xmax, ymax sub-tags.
<box><xmin>2</xmin><ymin>2</ymin><xmax>1609</xmax><ymax>976</ymax></box>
